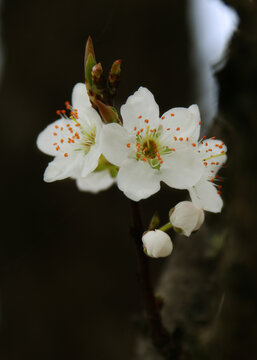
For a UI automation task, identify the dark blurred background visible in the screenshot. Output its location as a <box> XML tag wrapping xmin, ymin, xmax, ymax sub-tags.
<box><xmin>0</xmin><ymin>0</ymin><xmax>257</xmax><ymax>359</ymax></box>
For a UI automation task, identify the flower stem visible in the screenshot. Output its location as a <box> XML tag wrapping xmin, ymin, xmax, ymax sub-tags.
<box><xmin>159</xmin><ymin>222</ymin><xmax>173</xmax><ymax>233</ymax></box>
<box><xmin>129</xmin><ymin>200</ymin><xmax>175</xmax><ymax>357</ymax></box>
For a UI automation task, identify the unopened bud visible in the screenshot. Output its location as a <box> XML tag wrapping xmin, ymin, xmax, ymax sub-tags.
<box><xmin>108</xmin><ymin>59</ymin><xmax>122</xmax><ymax>96</ymax></box>
<box><xmin>142</xmin><ymin>230</ymin><xmax>173</xmax><ymax>258</ymax></box>
<box><xmin>169</xmin><ymin>201</ymin><xmax>204</xmax><ymax>237</ymax></box>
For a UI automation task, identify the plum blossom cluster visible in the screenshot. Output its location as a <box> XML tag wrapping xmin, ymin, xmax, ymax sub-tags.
<box><xmin>37</xmin><ymin>39</ymin><xmax>227</xmax><ymax>259</ymax></box>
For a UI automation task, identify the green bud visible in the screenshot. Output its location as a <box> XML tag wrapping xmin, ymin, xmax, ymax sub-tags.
<box><xmin>108</xmin><ymin>59</ymin><xmax>122</xmax><ymax>96</ymax></box>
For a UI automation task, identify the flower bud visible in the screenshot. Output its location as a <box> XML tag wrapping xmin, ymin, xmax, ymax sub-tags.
<box><xmin>169</xmin><ymin>201</ymin><xmax>204</xmax><ymax>237</ymax></box>
<box><xmin>142</xmin><ymin>230</ymin><xmax>173</xmax><ymax>258</ymax></box>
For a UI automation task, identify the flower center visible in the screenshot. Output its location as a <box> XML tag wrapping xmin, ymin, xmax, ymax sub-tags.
<box><xmin>126</xmin><ymin>125</ymin><xmax>176</xmax><ymax>170</ymax></box>
<box><xmin>142</xmin><ymin>139</ymin><xmax>158</xmax><ymax>159</ymax></box>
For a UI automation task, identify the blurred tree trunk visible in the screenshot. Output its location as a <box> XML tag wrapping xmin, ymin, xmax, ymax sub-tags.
<box><xmin>134</xmin><ymin>1</ymin><xmax>257</xmax><ymax>359</ymax></box>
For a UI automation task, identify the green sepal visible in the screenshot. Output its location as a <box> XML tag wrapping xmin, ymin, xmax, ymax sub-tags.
<box><xmin>96</xmin><ymin>99</ymin><xmax>120</xmax><ymax>124</ymax></box>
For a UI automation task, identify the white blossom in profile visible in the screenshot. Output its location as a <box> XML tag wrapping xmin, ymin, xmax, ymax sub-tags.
<box><xmin>142</xmin><ymin>230</ymin><xmax>173</xmax><ymax>258</ymax></box>
<box><xmin>189</xmin><ymin>138</ymin><xmax>227</xmax><ymax>213</ymax></box>
<box><xmin>37</xmin><ymin>83</ymin><xmax>103</xmax><ymax>183</ymax></box>
<box><xmin>101</xmin><ymin>87</ymin><xmax>205</xmax><ymax>201</ymax></box>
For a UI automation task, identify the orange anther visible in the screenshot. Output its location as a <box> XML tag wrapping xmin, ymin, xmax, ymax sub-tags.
<box><xmin>161</xmin><ymin>116</ymin><xmax>165</xmax><ymax>119</ymax></box>
<box><xmin>202</xmin><ymin>136</ymin><xmax>206</xmax><ymax>139</ymax></box>
<box><xmin>140</xmin><ymin>128</ymin><xmax>143</xmax><ymax>132</ymax></box>
<box><xmin>166</xmin><ymin>128</ymin><xmax>170</xmax><ymax>131</ymax></box>
<box><xmin>218</xmin><ymin>185</ymin><xmax>222</xmax><ymax>190</ymax></box>
<box><xmin>170</xmin><ymin>113</ymin><xmax>174</xmax><ymax>116</ymax></box>
<box><xmin>199</xmin><ymin>121</ymin><xmax>202</xmax><ymax>125</ymax></box>
<box><xmin>56</xmin><ymin>110</ymin><xmax>61</xmax><ymax>115</ymax></box>
<box><xmin>192</xmin><ymin>143</ymin><xmax>196</xmax><ymax>147</ymax></box>
<box><xmin>211</xmin><ymin>136</ymin><xmax>216</xmax><ymax>140</ymax></box>
<box><xmin>179</xmin><ymin>137</ymin><xmax>183</xmax><ymax>141</ymax></box>
<box><xmin>176</xmin><ymin>127</ymin><xmax>180</xmax><ymax>131</ymax></box>
<box><xmin>53</xmin><ymin>142</ymin><xmax>57</xmax><ymax>145</ymax></box>
<box><xmin>134</xmin><ymin>126</ymin><xmax>137</xmax><ymax>131</ymax></box>
<box><xmin>160</xmin><ymin>160</ymin><xmax>163</xmax><ymax>164</ymax></box>
<box><xmin>216</xmin><ymin>162</ymin><xmax>219</xmax><ymax>165</ymax></box>
<box><xmin>219</xmin><ymin>145</ymin><xmax>223</xmax><ymax>149</ymax></box>
<box><xmin>144</xmin><ymin>119</ymin><xmax>149</xmax><ymax>123</ymax></box>
<box><xmin>217</xmin><ymin>190</ymin><xmax>222</xmax><ymax>195</ymax></box>
<box><xmin>204</xmin><ymin>162</ymin><xmax>207</xmax><ymax>166</ymax></box>
<box><xmin>126</xmin><ymin>143</ymin><xmax>131</xmax><ymax>148</ymax></box>
<box><xmin>138</xmin><ymin>115</ymin><xmax>142</xmax><ymax>119</ymax></box>
<box><xmin>60</xmin><ymin>139</ymin><xmax>64</xmax><ymax>143</ymax></box>
<box><xmin>174</xmin><ymin>136</ymin><xmax>177</xmax><ymax>141</ymax></box>
<box><xmin>210</xmin><ymin>177</ymin><xmax>214</xmax><ymax>183</ymax></box>
<box><xmin>55</xmin><ymin>125</ymin><xmax>59</xmax><ymax>129</ymax></box>
<box><xmin>186</xmin><ymin>137</ymin><xmax>189</xmax><ymax>141</ymax></box>
<box><xmin>142</xmin><ymin>157</ymin><xmax>146</xmax><ymax>162</ymax></box>
<box><xmin>56</xmin><ymin>146</ymin><xmax>60</xmax><ymax>151</ymax></box>
<box><xmin>205</xmin><ymin>142</ymin><xmax>208</xmax><ymax>146</ymax></box>
<box><xmin>211</xmin><ymin>170</ymin><xmax>214</xmax><ymax>173</ymax></box>
<box><xmin>61</xmin><ymin>110</ymin><xmax>66</xmax><ymax>114</ymax></box>
<box><xmin>171</xmin><ymin>148</ymin><xmax>176</xmax><ymax>151</ymax></box>
<box><xmin>53</xmin><ymin>132</ymin><xmax>57</xmax><ymax>136</ymax></box>
<box><xmin>64</xmin><ymin>153</ymin><xmax>68</xmax><ymax>157</ymax></box>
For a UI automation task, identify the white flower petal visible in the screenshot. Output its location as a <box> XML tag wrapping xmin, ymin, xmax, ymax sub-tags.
<box><xmin>161</xmin><ymin>148</ymin><xmax>204</xmax><ymax>189</ymax></box>
<box><xmin>189</xmin><ymin>178</ymin><xmax>223</xmax><ymax>213</ymax></box>
<box><xmin>72</xmin><ymin>82</ymin><xmax>91</xmax><ymax>111</ymax></box>
<box><xmin>76</xmin><ymin>169</ymin><xmax>115</xmax><ymax>193</ymax></box>
<box><xmin>121</xmin><ymin>87</ymin><xmax>159</xmax><ymax>132</ymax></box>
<box><xmin>117</xmin><ymin>159</ymin><xmax>161</xmax><ymax>201</ymax></box>
<box><xmin>160</xmin><ymin>104</ymin><xmax>200</xmax><ymax>142</ymax></box>
<box><xmin>81</xmin><ymin>144</ymin><xmax>102</xmax><ymax>177</ymax></box>
<box><xmin>43</xmin><ymin>154</ymin><xmax>83</xmax><ymax>182</ymax></box>
<box><xmin>101</xmin><ymin>123</ymin><xmax>131</xmax><ymax>166</ymax></box>
<box><xmin>199</xmin><ymin>139</ymin><xmax>227</xmax><ymax>178</ymax></box>
<box><xmin>170</xmin><ymin>201</ymin><xmax>204</xmax><ymax>237</ymax></box>
<box><xmin>37</xmin><ymin>119</ymin><xmax>68</xmax><ymax>156</ymax></box>
<box><xmin>142</xmin><ymin>230</ymin><xmax>173</xmax><ymax>258</ymax></box>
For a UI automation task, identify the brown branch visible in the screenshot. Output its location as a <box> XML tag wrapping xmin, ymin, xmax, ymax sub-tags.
<box><xmin>130</xmin><ymin>200</ymin><xmax>181</xmax><ymax>359</ymax></box>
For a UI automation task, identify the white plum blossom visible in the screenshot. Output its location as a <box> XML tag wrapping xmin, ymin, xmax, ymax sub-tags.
<box><xmin>169</xmin><ymin>201</ymin><xmax>205</xmax><ymax>237</ymax></box>
<box><xmin>37</xmin><ymin>83</ymin><xmax>103</xmax><ymax>183</ymax></box>
<box><xmin>189</xmin><ymin>138</ymin><xmax>227</xmax><ymax>213</ymax></box>
<box><xmin>142</xmin><ymin>230</ymin><xmax>173</xmax><ymax>258</ymax></box>
<box><xmin>101</xmin><ymin>87</ymin><xmax>205</xmax><ymax>201</ymax></box>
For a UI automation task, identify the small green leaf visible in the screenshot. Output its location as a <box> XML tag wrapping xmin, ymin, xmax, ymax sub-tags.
<box><xmin>85</xmin><ymin>53</ymin><xmax>96</xmax><ymax>88</ymax></box>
